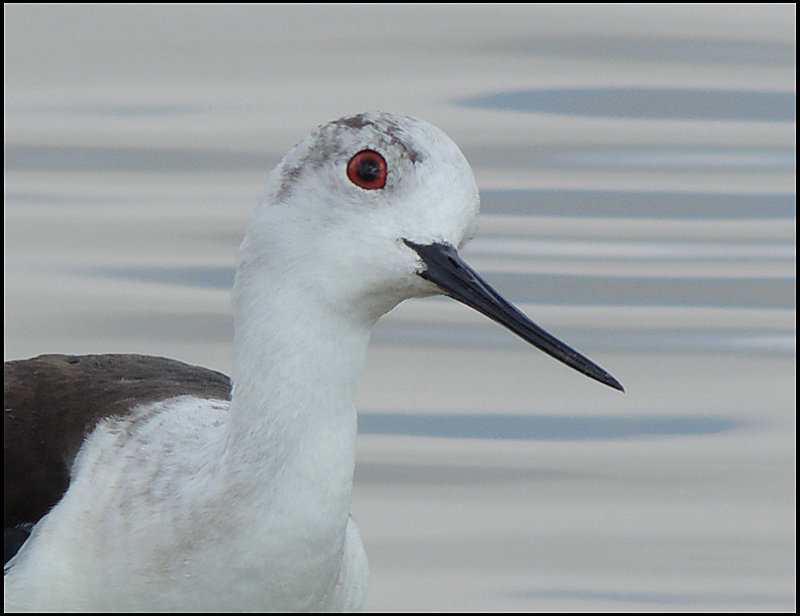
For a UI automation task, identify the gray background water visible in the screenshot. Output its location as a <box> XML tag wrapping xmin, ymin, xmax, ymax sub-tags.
<box><xmin>4</xmin><ymin>4</ymin><xmax>795</xmax><ymax>611</ymax></box>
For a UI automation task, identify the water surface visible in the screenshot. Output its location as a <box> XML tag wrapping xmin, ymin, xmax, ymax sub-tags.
<box><xmin>4</xmin><ymin>4</ymin><xmax>795</xmax><ymax>612</ymax></box>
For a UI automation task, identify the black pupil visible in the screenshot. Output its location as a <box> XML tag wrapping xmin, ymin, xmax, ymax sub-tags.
<box><xmin>356</xmin><ymin>157</ymin><xmax>381</xmax><ymax>183</ymax></box>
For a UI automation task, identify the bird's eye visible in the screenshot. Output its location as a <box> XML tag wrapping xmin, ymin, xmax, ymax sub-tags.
<box><xmin>347</xmin><ymin>150</ymin><xmax>387</xmax><ymax>190</ymax></box>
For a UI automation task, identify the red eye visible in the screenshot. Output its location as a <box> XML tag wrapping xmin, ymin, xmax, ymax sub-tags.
<box><xmin>347</xmin><ymin>150</ymin><xmax>387</xmax><ymax>190</ymax></box>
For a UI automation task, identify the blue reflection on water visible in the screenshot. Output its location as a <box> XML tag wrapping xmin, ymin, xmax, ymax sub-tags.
<box><xmin>459</xmin><ymin>88</ymin><xmax>796</xmax><ymax>122</ymax></box>
<box><xmin>481</xmin><ymin>189</ymin><xmax>795</xmax><ymax>219</ymax></box>
<box><xmin>515</xmin><ymin>588</ymin><xmax>795</xmax><ymax>607</ymax></box>
<box><xmin>96</xmin><ymin>265</ymin><xmax>234</xmax><ymax>289</ymax></box>
<box><xmin>358</xmin><ymin>412</ymin><xmax>738</xmax><ymax>441</ymax></box>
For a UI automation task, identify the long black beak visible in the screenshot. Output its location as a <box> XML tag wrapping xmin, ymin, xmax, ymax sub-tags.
<box><xmin>403</xmin><ymin>239</ymin><xmax>624</xmax><ymax>392</ymax></box>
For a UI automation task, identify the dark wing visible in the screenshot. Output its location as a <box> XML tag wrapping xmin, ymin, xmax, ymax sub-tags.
<box><xmin>4</xmin><ymin>354</ymin><xmax>232</xmax><ymax>563</ymax></box>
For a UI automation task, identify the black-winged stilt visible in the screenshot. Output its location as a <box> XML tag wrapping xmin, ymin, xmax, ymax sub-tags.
<box><xmin>4</xmin><ymin>112</ymin><xmax>622</xmax><ymax>612</ymax></box>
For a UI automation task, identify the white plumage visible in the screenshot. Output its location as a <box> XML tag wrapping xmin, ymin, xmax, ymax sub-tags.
<box><xmin>4</xmin><ymin>112</ymin><xmax>621</xmax><ymax>612</ymax></box>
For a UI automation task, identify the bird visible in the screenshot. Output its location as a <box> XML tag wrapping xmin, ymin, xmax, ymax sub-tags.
<box><xmin>4</xmin><ymin>111</ymin><xmax>623</xmax><ymax>612</ymax></box>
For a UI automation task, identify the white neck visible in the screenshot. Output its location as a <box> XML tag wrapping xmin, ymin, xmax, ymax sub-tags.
<box><xmin>224</xmin><ymin>281</ymin><xmax>370</xmax><ymax>497</ymax></box>
<box><xmin>217</xmin><ymin>255</ymin><xmax>373</xmax><ymax>604</ymax></box>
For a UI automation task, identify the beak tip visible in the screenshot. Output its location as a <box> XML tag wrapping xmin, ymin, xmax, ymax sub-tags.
<box><xmin>608</xmin><ymin>376</ymin><xmax>625</xmax><ymax>393</ymax></box>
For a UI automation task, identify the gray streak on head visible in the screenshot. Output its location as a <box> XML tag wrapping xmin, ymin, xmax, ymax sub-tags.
<box><xmin>274</xmin><ymin>112</ymin><xmax>425</xmax><ymax>203</ymax></box>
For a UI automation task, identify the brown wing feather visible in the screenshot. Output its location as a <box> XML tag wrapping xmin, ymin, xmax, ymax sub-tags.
<box><xmin>4</xmin><ymin>354</ymin><xmax>232</xmax><ymax>531</ymax></box>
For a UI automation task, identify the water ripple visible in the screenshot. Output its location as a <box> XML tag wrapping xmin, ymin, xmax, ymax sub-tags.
<box><xmin>460</xmin><ymin>88</ymin><xmax>796</xmax><ymax>122</ymax></box>
<box><xmin>358</xmin><ymin>412</ymin><xmax>739</xmax><ymax>441</ymax></box>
